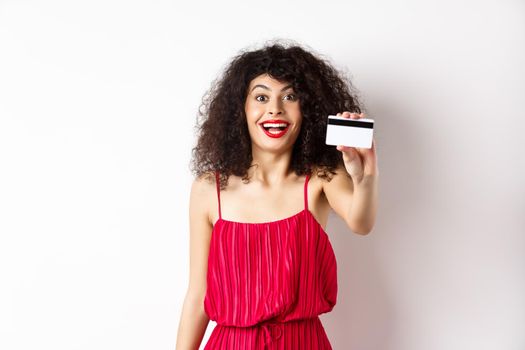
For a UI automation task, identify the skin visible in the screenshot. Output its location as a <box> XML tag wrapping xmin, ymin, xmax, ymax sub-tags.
<box><xmin>175</xmin><ymin>74</ymin><xmax>379</xmax><ymax>350</ymax></box>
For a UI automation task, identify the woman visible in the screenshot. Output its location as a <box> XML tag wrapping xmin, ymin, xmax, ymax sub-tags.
<box><xmin>176</xmin><ymin>41</ymin><xmax>378</xmax><ymax>349</ymax></box>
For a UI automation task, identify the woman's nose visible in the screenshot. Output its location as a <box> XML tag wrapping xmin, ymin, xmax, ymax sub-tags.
<box><xmin>267</xmin><ymin>100</ymin><xmax>283</xmax><ymax>115</ymax></box>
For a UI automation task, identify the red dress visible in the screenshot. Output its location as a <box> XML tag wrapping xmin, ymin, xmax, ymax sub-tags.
<box><xmin>203</xmin><ymin>171</ymin><xmax>338</xmax><ymax>349</ymax></box>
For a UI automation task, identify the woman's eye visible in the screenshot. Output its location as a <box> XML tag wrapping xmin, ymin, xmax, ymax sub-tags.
<box><xmin>255</xmin><ymin>95</ymin><xmax>267</xmax><ymax>102</ymax></box>
<box><xmin>284</xmin><ymin>94</ymin><xmax>297</xmax><ymax>101</ymax></box>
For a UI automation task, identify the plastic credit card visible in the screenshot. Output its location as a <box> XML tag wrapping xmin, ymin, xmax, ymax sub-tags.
<box><xmin>325</xmin><ymin>115</ymin><xmax>374</xmax><ymax>149</ymax></box>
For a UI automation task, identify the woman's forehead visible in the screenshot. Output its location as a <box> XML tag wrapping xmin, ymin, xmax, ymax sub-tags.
<box><xmin>248</xmin><ymin>74</ymin><xmax>293</xmax><ymax>91</ymax></box>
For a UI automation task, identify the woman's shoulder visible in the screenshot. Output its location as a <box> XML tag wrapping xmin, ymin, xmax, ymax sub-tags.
<box><xmin>190</xmin><ymin>171</ymin><xmax>218</xmax><ymax>223</ymax></box>
<box><xmin>192</xmin><ymin>171</ymin><xmax>219</xmax><ymax>199</ymax></box>
<box><xmin>310</xmin><ymin>163</ymin><xmax>347</xmax><ymax>183</ymax></box>
<box><xmin>195</xmin><ymin>170</ymin><xmax>216</xmax><ymax>182</ymax></box>
<box><xmin>310</xmin><ymin>164</ymin><xmax>353</xmax><ymax>199</ymax></box>
<box><xmin>191</xmin><ymin>171</ymin><xmax>217</xmax><ymax>190</ymax></box>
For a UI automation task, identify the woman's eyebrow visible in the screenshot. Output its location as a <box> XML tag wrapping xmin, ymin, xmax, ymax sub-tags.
<box><xmin>250</xmin><ymin>84</ymin><xmax>293</xmax><ymax>92</ymax></box>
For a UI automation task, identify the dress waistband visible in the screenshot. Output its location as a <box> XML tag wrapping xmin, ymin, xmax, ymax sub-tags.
<box><xmin>218</xmin><ymin>316</ymin><xmax>321</xmax><ymax>347</ymax></box>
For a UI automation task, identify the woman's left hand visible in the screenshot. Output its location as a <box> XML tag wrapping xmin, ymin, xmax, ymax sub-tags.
<box><xmin>335</xmin><ymin>111</ymin><xmax>378</xmax><ymax>184</ymax></box>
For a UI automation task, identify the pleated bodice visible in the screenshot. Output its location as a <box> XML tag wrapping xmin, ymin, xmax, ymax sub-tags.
<box><xmin>202</xmin><ymin>171</ymin><xmax>338</xmax><ymax>349</ymax></box>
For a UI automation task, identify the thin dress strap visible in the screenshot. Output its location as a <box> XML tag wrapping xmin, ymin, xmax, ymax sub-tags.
<box><xmin>215</xmin><ymin>171</ymin><xmax>222</xmax><ymax>220</ymax></box>
<box><xmin>304</xmin><ymin>173</ymin><xmax>310</xmax><ymax>211</ymax></box>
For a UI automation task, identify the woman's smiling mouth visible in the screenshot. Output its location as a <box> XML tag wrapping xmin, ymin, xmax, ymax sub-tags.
<box><xmin>259</xmin><ymin>120</ymin><xmax>290</xmax><ymax>138</ymax></box>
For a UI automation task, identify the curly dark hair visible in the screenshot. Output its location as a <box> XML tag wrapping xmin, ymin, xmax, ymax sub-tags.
<box><xmin>190</xmin><ymin>40</ymin><xmax>364</xmax><ymax>189</ymax></box>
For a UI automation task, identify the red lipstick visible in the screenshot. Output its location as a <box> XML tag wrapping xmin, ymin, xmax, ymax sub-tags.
<box><xmin>259</xmin><ymin>119</ymin><xmax>290</xmax><ymax>138</ymax></box>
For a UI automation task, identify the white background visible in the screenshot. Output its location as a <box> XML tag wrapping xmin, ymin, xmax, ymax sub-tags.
<box><xmin>1</xmin><ymin>0</ymin><xmax>524</xmax><ymax>349</ymax></box>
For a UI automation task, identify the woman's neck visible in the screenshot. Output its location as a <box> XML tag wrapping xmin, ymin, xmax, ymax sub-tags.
<box><xmin>249</xmin><ymin>150</ymin><xmax>294</xmax><ymax>186</ymax></box>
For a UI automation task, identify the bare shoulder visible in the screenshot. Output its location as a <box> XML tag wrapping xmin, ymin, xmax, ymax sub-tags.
<box><xmin>315</xmin><ymin>164</ymin><xmax>353</xmax><ymax>192</ymax></box>
<box><xmin>191</xmin><ymin>171</ymin><xmax>216</xmax><ymax>194</ymax></box>
<box><xmin>312</xmin><ymin>164</ymin><xmax>353</xmax><ymax>191</ymax></box>
<box><xmin>190</xmin><ymin>171</ymin><xmax>216</xmax><ymax>226</ymax></box>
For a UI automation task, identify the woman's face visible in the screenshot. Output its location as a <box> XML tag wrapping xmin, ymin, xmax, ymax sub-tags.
<box><xmin>244</xmin><ymin>74</ymin><xmax>302</xmax><ymax>153</ymax></box>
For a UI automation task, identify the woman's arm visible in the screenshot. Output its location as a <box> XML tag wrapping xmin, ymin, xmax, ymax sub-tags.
<box><xmin>323</xmin><ymin>111</ymin><xmax>379</xmax><ymax>235</ymax></box>
<box><xmin>322</xmin><ymin>165</ymin><xmax>378</xmax><ymax>235</ymax></box>
<box><xmin>176</xmin><ymin>176</ymin><xmax>214</xmax><ymax>350</ymax></box>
